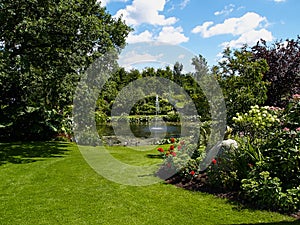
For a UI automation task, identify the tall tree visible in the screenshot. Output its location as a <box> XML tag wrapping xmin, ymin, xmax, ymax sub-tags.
<box><xmin>251</xmin><ymin>37</ymin><xmax>300</xmax><ymax>107</ymax></box>
<box><xmin>0</xmin><ymin>0</ymin><xmax>131</xmax><ymax>140</ymax></box>
<box><xmin>213</xmin><ymin>47</ymin><xmax>269</xmax><ymax>124</ymax></box>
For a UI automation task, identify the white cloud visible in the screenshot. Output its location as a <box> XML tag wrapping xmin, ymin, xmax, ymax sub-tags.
<box><xmin>118</xmin><ymin>51</ymin><xmax>164</xmax><ymax>69</ymax></box>
<box><xmin>127</xmin><ymin>30</ymin><xmax>154</xmax><ymax>43</ymax></box>
<box><xmin>192</xmin><ymin>12</ymin><xmax>268</xmax><ymax>38</ymax></box>
<box><xmin>97</xmin><ymin>0</ymin><xmax>129</xmax><ymax>7</ymax></box>
<box><xmin>157</xmin><ymin>26</ymin><xmax>189</xmax><ymax>44</ymax></box>
<box><xmin>214</xmin><ymin>4</ymin><xmax>235</xmax><ymax>16</ymax></box>
<box><xmin>221</xmin><ymin>29</ymin><xmax>273</xmax><ymax>48</ymax></box>
<box><xmin>274</xmin><ymin>0</ymin><xmax>286</xmax><ymax>2</ymax></box>
<box><xmin>191</xmin><ymin>21</ymin><xmax>214</xmax><ymax>35</ymax></box>
<box><xmin>179</xmin><ymin>0</ymin><xmax>190</xmax><ymax>9</ymax></box>
<box><xmin>114</xmin><ymin>0</ymin><xmax>178</xmax><ymax>26</ymax></box>
<box><xmin>126</xmin><ymin>26</ymin><xmax>189</xmax><ymax>45</ymax></box>
<box><xmin>192</xmin><ymin>12</ymin><xmax>274</xmax><ymax>49</ymax></box>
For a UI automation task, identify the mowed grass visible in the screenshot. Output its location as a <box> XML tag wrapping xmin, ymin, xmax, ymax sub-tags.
<box><xmin>0</xmin><ymin>142</ymin><xmax>297</xmax><ymax>225</ymax></box>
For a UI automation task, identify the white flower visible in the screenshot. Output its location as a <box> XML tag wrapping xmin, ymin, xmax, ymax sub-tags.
<box><xmin>222</xmin><ymin>139</ymin><xmax>238</xmax><ymax>149</ymax></box>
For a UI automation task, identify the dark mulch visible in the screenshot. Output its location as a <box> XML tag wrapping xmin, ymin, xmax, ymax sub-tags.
<box><xmin>165</xmin><ymin>172</ymin><xmax>240</xmax><ymax>201</ymax></box>
<box><xmin>164</xmin><ymin>172</ymin><xmax>300</xmax><ymax>220</ymax></box>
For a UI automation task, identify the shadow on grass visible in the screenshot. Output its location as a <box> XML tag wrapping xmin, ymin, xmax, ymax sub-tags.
<box><xmin>228</xmin><ymin>221</ymin><xmax>299</xmax><ymax>225</ymax></box>
<box><xmin>146</xmin><ymin>154</ymin><xmax>164</xmax><ymax>159</ymax></box>
<box><xmin>0</xmin><ymin>141</ymin><xmax>70</xmax><ymax>165</ymax></box>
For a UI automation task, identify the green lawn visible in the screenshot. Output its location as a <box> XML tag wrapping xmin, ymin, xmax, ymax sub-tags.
<box><xmin>0</xmin><ymin>142</ymin><xmax>297</xmax><ymax>225</ymax></box>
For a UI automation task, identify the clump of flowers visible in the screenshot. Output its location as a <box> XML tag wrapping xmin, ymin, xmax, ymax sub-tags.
<box><xmin>157</xmin><ymin>138</ymin><xmax>206</xmax><ymax>179</ymax></box>
<box><xmin>233</xmin><ymin>105</ymin><xmax>281</xmax><ymax>129</ymax></box>
<box><xmin>232</xmin><ymin>105</ymin><xmax>282</xmax><ymax>139</ymax></box>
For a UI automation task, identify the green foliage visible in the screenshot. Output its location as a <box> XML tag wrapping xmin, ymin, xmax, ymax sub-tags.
<box><xmin>0</xmin><ymin>0</ymin><xmax>131</xmax><ymax>140</ymax></box>
<box><xmin>282</xmin><ymin>94</ymin><xmax>300</xmax><ymax>129</ymax></box>
<box><xmin>206</xmin><ymin>140</ymin><xmax>250</xmax><ymax>190</ymax></box>
<box><xmin>241</xmin><ymin>171</ymin><xmax>283</xmax><ymax>210</ymax></box>
<box><xmin>96</xmin><ymin>66</ymin><xmax>211</xmax><ymax>123</ymax></box>
<box><xmin>203</xmin><ymin>96</ymin><xmax>300</xmax><ymax>213</ymax></box>
<box><xmin>241</xmin><ymin>171</ymin><xmax>300</xmax><ymax>212</ymax></box>
<box><xmin>214</xmin><ymin>47</ymin><xmax>269</xmax><ymax>124</ymax></box>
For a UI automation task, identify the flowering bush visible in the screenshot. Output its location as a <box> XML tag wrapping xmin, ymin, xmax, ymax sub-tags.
<box><xmin>206</xmin><ymin>140</ymin><xmax>250</xmax><ymax>190</ymax></box>
<box><xmin>157</xmin><ymin>138</ymin><xmax>205</xmax><ymax>179</ymax></box>
<box><xmin>230</xmin><ymin>96</ymin><xmax>300</xmax><ymax>212</ymax></box>
<box><xmin>232</xmin><ymin>105</ymin><xmax>282</xmax><ymax>140</ymax></box>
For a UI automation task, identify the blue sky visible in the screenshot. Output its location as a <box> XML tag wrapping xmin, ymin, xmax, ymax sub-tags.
<box><xmin>100</xmin><ymin>0</ymin><xmax>299</xmax><ymax>67</ymax></box>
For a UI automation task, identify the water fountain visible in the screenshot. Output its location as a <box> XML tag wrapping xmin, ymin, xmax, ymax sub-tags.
<box><xmin>150</xmin><ymin>95</ymin><xmax>166</xmax><ymax>133</ymax></box>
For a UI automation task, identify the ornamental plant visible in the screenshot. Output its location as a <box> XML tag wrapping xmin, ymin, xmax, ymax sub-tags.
<box><xmin>232</xmin><ymin>97</ymin><xmax>300</xmax><ymax>213</ymax></box>
<box><xmin>232</xmin><ymin>105</ymin><xmax>282</xmax><ymax>140</ymax></box>
<box><xmin>157</xmin><ymin>138</ymin><xmax>206</xmax><ymax>179</ymax></box>
<box><xmin>281</xmin><ymin>94</ymin><xmax>300</xmax><ymax>130</ymax></box>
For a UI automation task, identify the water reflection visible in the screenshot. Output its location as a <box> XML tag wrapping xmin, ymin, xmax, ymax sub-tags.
<box><xmin>97</xmin><ymin>123</ymin><xmax>181</xmax><ymax>139</ymax></box>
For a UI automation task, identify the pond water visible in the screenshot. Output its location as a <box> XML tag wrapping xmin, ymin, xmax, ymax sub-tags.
<box><xmin>97</xmin><ymin>123</ymin><xmax>181</xmax><ymax>139</ymax></box>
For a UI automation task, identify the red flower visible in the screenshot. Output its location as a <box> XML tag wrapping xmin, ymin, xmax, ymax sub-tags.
<box><xmin>157</xmin><ymin>147</ymin><xmax>164</xmax><ymax>153</ymax></box>
<box><xmin>212</xmin><ymin>158</ymin><xmax>217</xmax><ymax>165</ymax></box>
<box><xmin>177</xmin><ymin>145</ymin><xmax>182</xmax><ymax>150</ymax></box>
<box><xmin>169</xmin><ymin>145</ymin><xmax>175</xmax><ymax>151</ymax></box>
<box><xmin>190</xmin><ymin>171</ymin><xmax>195</xmax><ymax>176</ymax></box>
<box><xmin>171</xmin><ymin>152</ymin><xmax>176</xmax><ymax>157</ymax></box>
<box><xmin>170</xmin><ymin>137</ymin><xmax>175</xmax><ymax>143</ymax></box>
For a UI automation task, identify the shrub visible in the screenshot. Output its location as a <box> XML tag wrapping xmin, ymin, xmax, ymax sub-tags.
<box><xmin>157</xmin><ymin>138</ymin><xmax>205</xmax><ymax>179</ymax></box>
<box><xmin>241</xmin><ymin>171</ymin><xmax>300</xmax><ymax>212</ymax></box>
<box><xmin>206</xmin><ymin>139</ymin><xmax>251</xmax><ymax>190</ymax></box>
<box><xmin>234</xmin><ymin>97</ymin><xmax>300</xmax><ymax>212</ymax></box>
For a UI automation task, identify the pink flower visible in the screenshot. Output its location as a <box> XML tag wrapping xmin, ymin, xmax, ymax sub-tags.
<box><xmin>296</xmin><ymin>127</ymin><xmax>300</xmax><ymax>132</ymax></box>
<box><xmin>212</xmin><ymin>158</ymin><xmax>217</xmax><ymax>165</ymax></box>
<box><xmin>283</xmin><ymin>127</ymin><xmax>290</xmax><ymax>132</ymax></box>
<box><xmin>177</xmin><ymin>145</ymin><xmax>182</xmax><ymax>150</ymax></box>
<box><xmin>268</xmin><ymin>106</ymin><xmax>283</xmax><ymax>111</ymax></box>
<box><xmin>171</xmin><ymin>152</ymin><xmax>176</xmax><ymax>157</ymax></box>
<box><xmin>190</xmin><ymin>171</ymin><xmax>195</xmax><ymax>176</ymax></box>
<box><xmin>180</xmin><ymin>141</ymin><xmax>185</xmax><ymax>145</ymax></box>
<box><xmin>292</xmin><ymin>94</ymin><xmax>300</xmax><ymax>100</ymax></box>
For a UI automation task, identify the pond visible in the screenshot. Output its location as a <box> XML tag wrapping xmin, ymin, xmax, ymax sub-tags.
<box><xmin>96</xmin><ymin>119</ymin><xmax>202</xmax><ymax>146</ymax></box>
<box><xmin>97</xmin><ymin>123</ymin><xmax>181</xmax><ymax>138</ymax></box>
